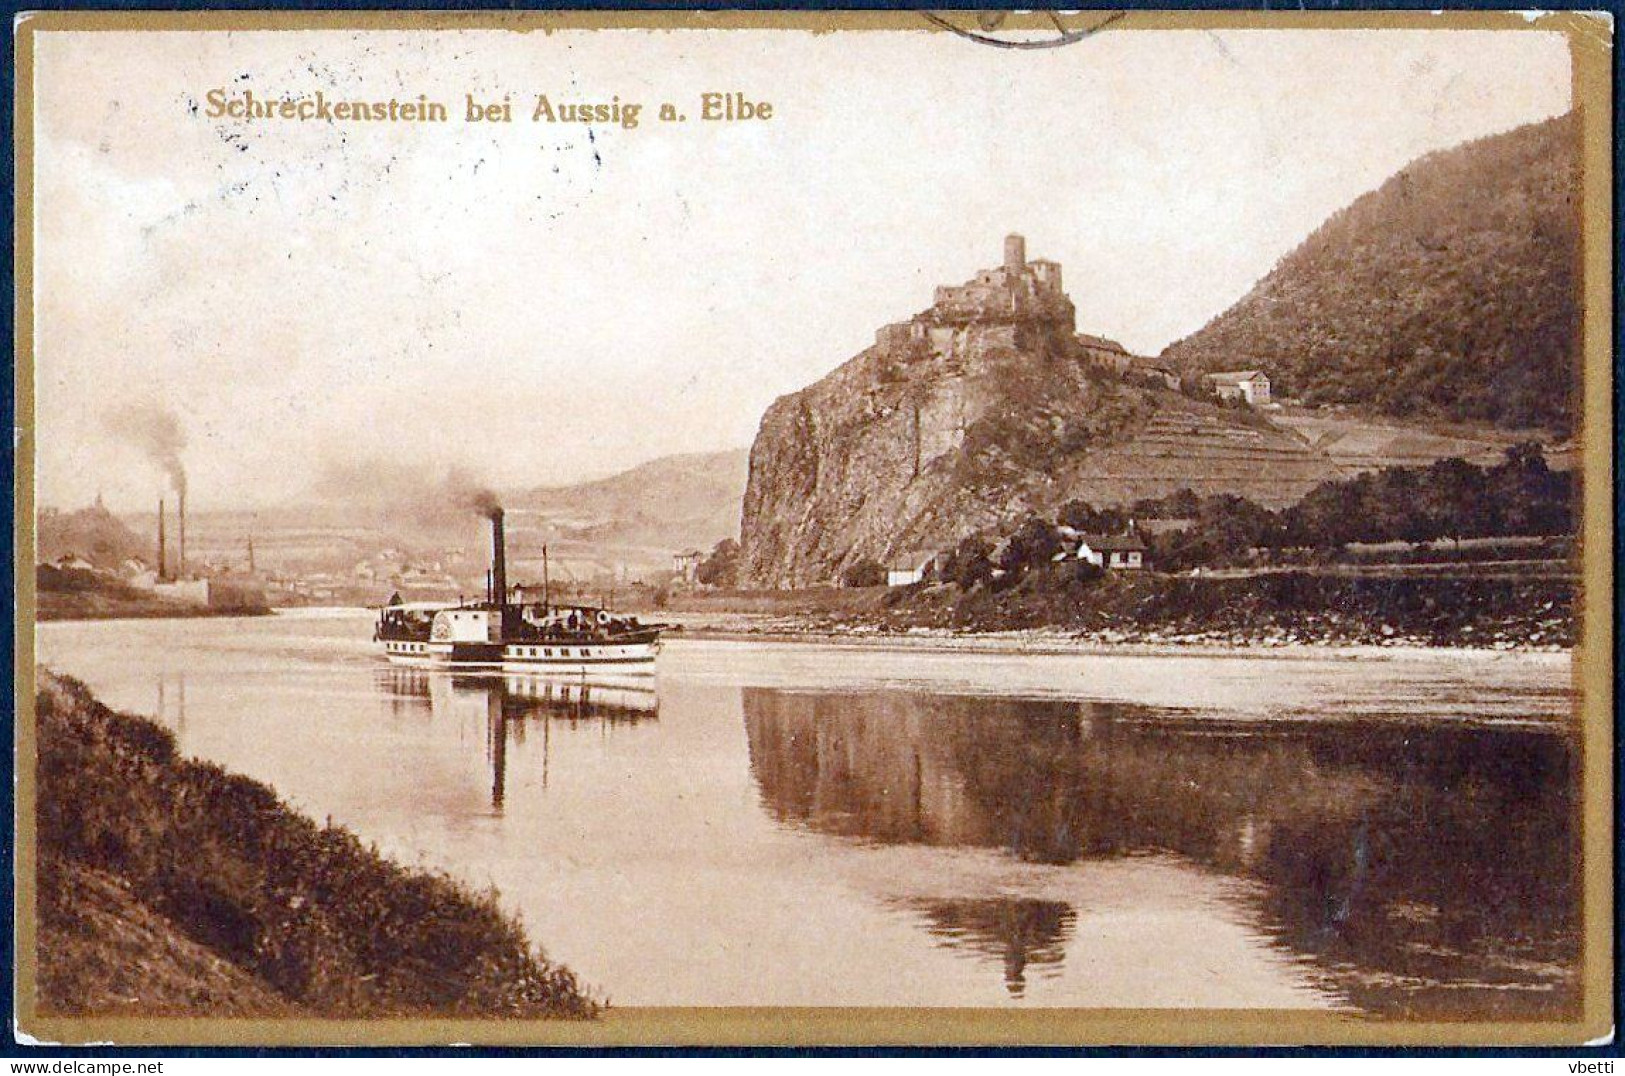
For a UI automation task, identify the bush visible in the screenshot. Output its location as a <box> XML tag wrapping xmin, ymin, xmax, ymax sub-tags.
<box><xmin>939</xmin><ymin>536</ymin><xmax>994</xmax><ymax>590</ymax></box>
<box><xmin>841</xmin><ymin>558</ymin><xmax>887</xmax><ymax>588</ymax></box>
<box><xmin>996</xmin><ymin>516</ymin><xmax>1063</xmax><ymax>576</ymax></box>
<box><xmin>695</xmin><ymin>538</ymin><xmax>740</xmax><ymax>588</ymax></box>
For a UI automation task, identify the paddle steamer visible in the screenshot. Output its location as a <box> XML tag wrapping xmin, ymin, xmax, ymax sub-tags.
<box><xmin>374</xmin><ymin>508</ymin><xmax>663</xmax><ymax>673</ymax></box>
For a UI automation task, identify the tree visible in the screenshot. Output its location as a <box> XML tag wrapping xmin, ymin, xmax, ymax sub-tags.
<box><xmin>695</xmin><ymin>538</ymin><xmax>740</xmax><ymax>588</ymax></box>
<box><xmin>940</xmin><ymin>536</ymin><xmax>994</xmax><ymax>589</ymax></box>
<box><xmin>841</xmin><ymin>558</ymin><xmax>886</xmax><ymax>588</ymax></box>
<box><xmin>1490</xmin><ymin>442</ymin><xmax>1571</xmax><ymax>536</ymax></box>
<box><xmin>1283</xmin><ymin>473</ymin><xmax>1369</xmax><ymax>549</ymax></box>
<box><xmin>1197</xmin><ymin>494</ymin><xmax>1275</xmax><ymax>550</ymax></box>
<box><xmin>1416</xmin><ymin>457</ymin><xmax>1490</xmax><ymax>546</ymax></box>
<box><xmin>1057</xmin><ymin>499</ymin><xmax>1126</xmax><ymax>535</ymax></box>
<box><xmin>996</xmin><ymin>516</ymin><xmax>1063</xmax><ymax>575</ymax></box>
<box><xmin>1130</xmin><ymin>488</ymin><xmax>1201</xmax><ymax>521</ymax></box>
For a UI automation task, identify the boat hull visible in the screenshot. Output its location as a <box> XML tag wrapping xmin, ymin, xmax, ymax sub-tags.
<box><xmin>381</xmin><ymin>636</ymin><xmax>659</xmax><ymax>673</ymax></box>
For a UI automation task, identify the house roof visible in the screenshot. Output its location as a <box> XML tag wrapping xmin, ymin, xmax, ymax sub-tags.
<box><xmin>1204</xmin><ymin>370</ymin><xmax>1267</xmax><ymax>384</ymax></box>
<box><xmin>1078</xmin><ymin>534</ymin><xmax>1147</xmax><ymax>552</ymax></box>
<box><xmin>1075</xmin><ymin>333</ymin><xmax>1129</xmax><ymax>354</ymax></box>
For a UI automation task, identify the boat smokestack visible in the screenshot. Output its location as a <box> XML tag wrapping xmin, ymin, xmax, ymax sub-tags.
<box><xmin>157</xmin><ymin>498</ymin><xmax>167</xmax><ymax>582</ymax></box>
<box><xmin>490</xmin><ymin>507</ymin><xmax>507</xmax><ymax>609</ymax></box>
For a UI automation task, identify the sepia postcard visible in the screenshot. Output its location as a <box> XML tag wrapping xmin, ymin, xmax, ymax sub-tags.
<box><xmin>12</xmin><ymin>10</ymin><xmax>1615</xmax><ymax>1048</ymax></box>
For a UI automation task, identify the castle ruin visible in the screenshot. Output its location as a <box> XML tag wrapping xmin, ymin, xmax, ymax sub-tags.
<box><xmin>875</xmin><ymin>234</ymin><xmax>1075</xmax><ymax>352</ymax></box>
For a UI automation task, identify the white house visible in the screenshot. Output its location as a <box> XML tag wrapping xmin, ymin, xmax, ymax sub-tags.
<box><xmin>1075</xmin><ymin>534</ymin><xmax>1148</xmax><ymax>571</ymax></box>
<box><xmin>886</xmin><ymin>549</ymin><xmax>941</xmax><ymax>587</ymax></box>
<box><xmin>1204</xmin><ymin>370</ymin><xmax>1272</xmax><ymax>406</ymax></box>
<box><xmin>671</xmin><ymin>549</ymin><xmax>704</xmax><ymax>585</ymax></box>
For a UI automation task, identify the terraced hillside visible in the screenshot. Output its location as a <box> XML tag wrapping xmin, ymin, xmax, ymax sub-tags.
<box><xmin>1060</xmin><ymin>410</ymin><xmax>1343</xmax><ymax>509</ymax></box>
<box><xmin>1269</xmin><ymin>408</ymin><xmax>1575</xmax><ymax>475</ymax></box>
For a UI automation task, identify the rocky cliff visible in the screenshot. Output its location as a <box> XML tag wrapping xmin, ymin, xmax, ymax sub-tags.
<box><xmin>741</xmin><ymin>240</ymin><xmax>1341</xmax><ymax>587</ymax></box>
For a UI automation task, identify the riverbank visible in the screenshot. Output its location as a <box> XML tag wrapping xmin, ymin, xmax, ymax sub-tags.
<box><xmin>36</xmin><ymin>569</ymin><xmax>272</xmax><ymax>622</ymax></box>
<box><xmin>654</xmin><ymin>571</ymin><xmax>1573</xmax><ymax>652</ymax></box>
<box><xmin>33</xmin><ymin>671</ymin><xmax>597</xmax><ymax>1019</ymax></box>
<box><xmin>37</xmin><ymin>591</ymin><xmax>274</xmax><ymax>621</ymax></box>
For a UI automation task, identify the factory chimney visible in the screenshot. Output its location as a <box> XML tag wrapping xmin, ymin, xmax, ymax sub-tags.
<box><xmin>156</xmin><ymin>498</ymin><xmax>167</xmax><ymax>582</ymax></box>
<box><xmin>490</xmin><ymin>507</ymin><xmax>507</xmax><ymax>611</ymax></box>
<box><xmin>178</xmin><ymin>488</ymin><xmax>187</xmax><ymax>580</ymax></box>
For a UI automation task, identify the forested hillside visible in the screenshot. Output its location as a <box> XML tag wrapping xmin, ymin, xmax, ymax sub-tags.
<box><xmin>1164</xmin><ymin>114</ymin><xmax>1580</xmax><ymax>432</ymax></box>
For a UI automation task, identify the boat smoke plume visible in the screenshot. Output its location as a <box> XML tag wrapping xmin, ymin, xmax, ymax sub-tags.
<box><xmin>311</xmin><ymin>453</ymin><xmax>502</xmax><ymax>524</ymax></box>
<box><xmin>448</xmin><ymin>465</ymin><xmax>503</xmax><ymax>519</ymax></box>
<box><xmin>105</xmin><ymin>401</ymin><xmax>187</xmax><ymax>495</ymax></box>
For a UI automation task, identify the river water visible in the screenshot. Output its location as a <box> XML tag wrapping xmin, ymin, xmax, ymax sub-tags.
<box><xmin>36</xmin><ymin>611</ymin><xmax>1580</xmax><ymax>1014</ymax></box>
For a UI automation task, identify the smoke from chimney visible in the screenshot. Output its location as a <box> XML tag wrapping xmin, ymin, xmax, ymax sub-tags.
<box><xmin>447</xmin><ymin>465</ymin><xmax>502</xmax><ymax>520</ymax></box>
<box><xmin>440</xmin><ymin>464</ymin><xmax>507</xmax><ymax>607</ymax></box>
<box><xmin>106</xmin><ymin>402</ymin><xmax>188</xmax><ymax>497</ymax></box>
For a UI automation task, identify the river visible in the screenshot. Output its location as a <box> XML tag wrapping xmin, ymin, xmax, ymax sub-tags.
<box><xmin>35</xmin><ymin>610</ymin><xmax>1580</xmax><ymax>1014</ymax></box>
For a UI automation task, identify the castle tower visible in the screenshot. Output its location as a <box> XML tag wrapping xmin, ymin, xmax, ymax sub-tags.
<box><xmin>1003</xmin><ymin>234</ymin><xmax>1026</xmax><ymax>273</ymax></box>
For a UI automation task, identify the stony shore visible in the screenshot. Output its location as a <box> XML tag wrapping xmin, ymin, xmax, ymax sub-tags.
<box><xmin>661</xmin><ymin>613</ymin><xmax>1572</xmax><ymax>660</ymax></box>
<box><xmin>651</xmin><ymin>571</ymin><xmax>1574</xmax><ymax>656</ymax></box>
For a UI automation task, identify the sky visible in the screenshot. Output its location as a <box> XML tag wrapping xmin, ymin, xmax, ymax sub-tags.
<box><xmin>31</xmin><ymin>22</ymin><xmax>1574</xmax><ymax>511</ymax></box>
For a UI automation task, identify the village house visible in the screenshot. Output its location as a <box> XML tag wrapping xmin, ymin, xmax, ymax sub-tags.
<box><xmin>1076</xmin><ymin>333</ymin><xmax>1136</xmax><ymax>374</ymax></box>
<box><xmin>886</xmin><ymin>549</ymin><xmax>942</xmax><ymax>587</ymax></box>
<box><xmin>1076</xmin><ymin>335</ymin><xmax>1183</xmax><ymax>391</ymax></box>
<box><xmin>1137</xmin><ymin>362</ymin><xmax>1182</xmax><ymax>391</ymax></box>
<box><xmin>671</xmin><ymin>549</ymin><xmax>704</xmax><ymax>585</ymax></box>
<box><xmin>1074</xmin><ymin>533</ymin><xmax>1148</xmax><ymax>571</ymax></box>
<box><xmin>1204</xmin><ymin>370</ymin><xmax>1272</xmax><ymax>406</ymax></box>
<box><xmin>121</xmin><ymin>557</ymin><xmax>160</xmax><ymax>590</ymax></box>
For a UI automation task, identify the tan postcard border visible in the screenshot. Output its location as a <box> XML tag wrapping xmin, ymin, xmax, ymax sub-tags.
<box><xmin>11</xmin><ymin>8</ymin><xmax>1614</xmax><ymax>1048</ymax></box>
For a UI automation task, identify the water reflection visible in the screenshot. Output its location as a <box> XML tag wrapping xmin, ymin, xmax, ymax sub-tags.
<box><xmin>153</xmin><ymin>671</ymin><xmax>186</xmax><ymax>734</ymax></box>
<box><xmin>743</xmin><ymin>689</ymin><xmax>1579</xmax><ymax>1018</ymax></box>
<box><xmin>380</xmin><ymin>668</ymin><xmax>657</xmax><ymax>810</ymax></box>
<box><xmin>900</xmin><ymin>897</ymin><xmax>1075</xmax><ymax>998</ymax></box>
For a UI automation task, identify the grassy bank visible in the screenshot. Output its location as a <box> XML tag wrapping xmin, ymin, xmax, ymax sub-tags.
<box><xmin>34</xmin><ymin>672</ymin><xmax>597</xmax><ymax>1018</ymax></box>
<box><xmin>37</xmin><ymin>567</ymin><xmax>272</xmax><ymax>622</ymax></box>
<box><xmin>37</xmin><ymin>590</ymin><xmax>272</xmax><ymax>621</ymax></box>
<box><xmin>665</xmin><ymin>570</ymin><xmax>1574</xmax><ymax>650</ymax></box>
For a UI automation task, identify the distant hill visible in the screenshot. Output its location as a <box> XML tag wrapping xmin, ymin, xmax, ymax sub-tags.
<box><xmin>1162</xmin><ymin>114</ymin><xmax>1580</xmax><ymax>432</ymax></box>
<box><xmin>165</xmin><ymin>449</ymin><xmax>751</xmax><ymax>583</ymax></box>
<box><xmin>512</xmin><ymin>448</ymin><xmax>749</xmax><ymax>558</ymax></box>
<box><xmin>37</xmin><ymin>502</ymin><xmax>150</xmax><ymax>569</ymax></box>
